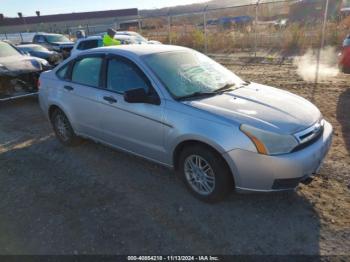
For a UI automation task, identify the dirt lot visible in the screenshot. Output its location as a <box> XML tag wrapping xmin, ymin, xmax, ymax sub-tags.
<box><xmin>0</xmin><ymin>63</ymin><xmax>349</xmax><ymax>255</ymax></box>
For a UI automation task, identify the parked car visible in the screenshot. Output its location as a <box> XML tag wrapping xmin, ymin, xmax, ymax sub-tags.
<box><xmin>339</xmin><ymin>34</ymin><xmax>350</xmax><ymax>73</ymax></box>
<box><xmin>71</xmin><ymin>34</ymin><xmax>153</xmax><ymax>57</ymax></box>
<box><xmin>38</xmin><ymin>45</ymin><xmax>333</xmax><ymax>202</ymax></box>
<box><xmin>17</xmin><ymin>44</ymin><xmax>62</xmax><ymax>66</ymax></box>
<box><xmin>70</xmin><ymin>35</ymin><xmax>138</xmax><ymax>57</ymax></box>
<box><xmin>0</xmin><ymin>40</ymin><xmax>50</xmax><ymax>99</ymax></box>
<box><xmin>116</xmin><ymin>31</ymin><xmax>162</xmax><ymax>44</ymax></box>
<box><xmin>32</xmin><ymin>33</ymin><xmax>74</xmax><ymax>59</ymax></box>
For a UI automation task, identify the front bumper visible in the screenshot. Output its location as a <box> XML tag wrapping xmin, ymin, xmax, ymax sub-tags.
<box><xmin>0</xmin><ymin>71</ymin><xmax>40</xmax><ymax>99</ymax></box>
<box><xmin>222</xmin><ymin>120</ymin><xmax>333</xmax><ymax>192</ymax></box>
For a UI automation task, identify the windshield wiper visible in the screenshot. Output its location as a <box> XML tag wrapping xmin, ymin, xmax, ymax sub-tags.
<box><xmin>215</xmin><ymin>81</ymin><xmax>251</xmax><ymax>94</ymax></box>
<box><xmin>215</xmin><ymin>83</ymin><xmax>236</xmax><ymax>93</ymax></box>
<box><xmin>177</xmin><ymin>91</ymin><xmax>217</xmax><ymax>101</ymax></box>
<box><xmin>177</xmin><ymin>81</ymin><xmax>252</xmax><ymax>101</ymax></box>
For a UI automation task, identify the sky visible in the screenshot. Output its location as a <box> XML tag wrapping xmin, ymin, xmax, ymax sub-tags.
<box><xmin>0</xmin><ymin>0</ymin><xmax>209</xmax><ymax>17</ymax></box>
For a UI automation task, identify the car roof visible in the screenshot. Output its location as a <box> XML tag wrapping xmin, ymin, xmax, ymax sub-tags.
<box><xmin>88</xmin><ymin>34</ymin><xmax>135</xmax><ymax>40</ymax></box>
<box><xmin>77</xmin><ymin>36</ymin><xmax>102</xmax><ymax>42</ymax></box>
<box><xmin>116</xmin><ymin>31</ymin><xmax>140</xmax><ymax>35</ymax></box>
<box><xmin>17</xmin><ymin>44</ymin><xmax>42</xmax><ymax>48</ymax></box>
<box><xmin>116</xmin><ymin>31</ymin><xmax>133</xmax><ymax>34</ymax></box>
<box><xmin>35</xmin><ymin>33</ymin><xmax>63</xmax><ymax>36</ymax></box>
<box><xmin>114</xmin><ymin>35</ymin><xmax>134</xmax><ymax>40</ymax></box>
<box><xmin>84</xmin><ymin>44</ymin><xmax>189</xmax><ymax>56</ymax></box>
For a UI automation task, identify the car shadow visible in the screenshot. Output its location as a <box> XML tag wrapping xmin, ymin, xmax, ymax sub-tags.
<box><xmin>0</xmin><ymin>135</ymin><xmax>321</xmax><ymax>255</ymax></box>
<box><xmin>337</xmin><ymin>88</ymin><xmax>350</xmax><ymax>154</ymax></box>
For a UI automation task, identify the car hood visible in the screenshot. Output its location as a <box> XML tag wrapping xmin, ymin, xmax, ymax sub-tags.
<box><xmin>183</xmin><ymin>83</ymin><xmax>321</xmax><ymax>134</ymax></box>
<box><xmin>31</xmin><ymin>50</ymin><xmax>57</xmax><ymax>57</ymax></box>
<box><xmin>0</xmin><ymin>55</ymin><xmax>43</xmax><ymax>74</ymax></box>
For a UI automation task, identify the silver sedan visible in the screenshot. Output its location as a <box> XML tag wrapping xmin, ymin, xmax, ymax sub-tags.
<box><xmin>38</xmin><ymin>45</ymin><xmax>333</xmax><ymax>202</ymax></box>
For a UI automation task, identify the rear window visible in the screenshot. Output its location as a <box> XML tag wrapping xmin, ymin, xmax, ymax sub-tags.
<box><xmin>77</xmin><ymin>40</ymin><xmax>101</xmax><ymax>50</ymax></box>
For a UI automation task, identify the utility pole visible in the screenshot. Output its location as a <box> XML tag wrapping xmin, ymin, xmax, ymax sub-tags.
<box><xmin>315</xmin><ymin>0</ymin><xmax>330</xmax><ymax>85</ymax></box>
<box><xmin>203</xmin><ymin>5</ymin><xmax>208</xmax><ymax>54</ymax></box>
<box><xmin>254</xmin><ymin>0</ymin><xmax>260</xmax><ymax>58</ymax></box>
<box><xmin>168</xmin><ymin>8</ymin><xmax>172</xmax><ymax>44</ymax></box>
<box><xmin>18</xmin><ymin>12</ymin><xmax>28</xmax><ymax>33</ymax></box>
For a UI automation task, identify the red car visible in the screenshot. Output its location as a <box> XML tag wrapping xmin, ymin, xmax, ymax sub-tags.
<box><xmin>339</xmin><ymin>35</ymin><xmax>350</xmax><ymax>73</ymax></box>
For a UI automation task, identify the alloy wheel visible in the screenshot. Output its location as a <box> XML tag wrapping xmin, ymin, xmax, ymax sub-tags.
<box><xmin>184</xmin><ymin>155</ymin><xmax>216</xmax><ymax>195</ymax></box>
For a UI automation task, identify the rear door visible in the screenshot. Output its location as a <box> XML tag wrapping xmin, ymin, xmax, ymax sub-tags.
<box><xmin>60</xmin><ymin>54</ymin><xmax>107</xmax><ymax>138</ymax></box>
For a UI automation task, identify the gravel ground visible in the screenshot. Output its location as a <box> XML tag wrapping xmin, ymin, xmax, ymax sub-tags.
<box><xmin>0</xmin><ymin>63</ymin><xmax>349</xmax><ymax>255</ymax></box>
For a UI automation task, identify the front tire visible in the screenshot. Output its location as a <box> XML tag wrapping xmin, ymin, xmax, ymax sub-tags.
<box><xmin>178</xmin><ymin>145</ymin><xmax>233</xmax><ymax>202</ymax></box>
<box><xmin>51</xmin><ymin>109</ymin><xmax>80</xmax><ymax>146</ymax></box>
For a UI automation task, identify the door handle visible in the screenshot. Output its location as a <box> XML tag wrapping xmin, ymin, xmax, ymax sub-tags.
<box><xmin>64</xmin><ymin>85</ymin><xmax>74</xmax><ymax>91</ymax></box>
<box><xmin>103</xmin><ymin>96</ymin><xmax>117</xmax><ymax>104</ymax></box>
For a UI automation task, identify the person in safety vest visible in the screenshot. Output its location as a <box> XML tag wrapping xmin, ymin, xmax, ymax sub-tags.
<box><xmin>103</xmin><ymin>28</ymin><xmax>121</xmax><ymax>46</ymax></box>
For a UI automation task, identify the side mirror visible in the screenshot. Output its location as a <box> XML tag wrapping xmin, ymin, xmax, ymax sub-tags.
<box><xmin>124</xmin><ymin>88</ymin><xmax>160</xmax><ymax>105</ymax></box>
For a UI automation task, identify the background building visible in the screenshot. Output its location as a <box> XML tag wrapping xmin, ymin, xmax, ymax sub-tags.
<box><xmin>0</xmin><ymin>8</ymin><xmax>139</xmax><ymax>34</ymax></box>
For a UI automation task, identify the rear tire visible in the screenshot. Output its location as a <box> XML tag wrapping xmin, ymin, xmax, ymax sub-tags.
<box><xmin>51</xmin><ymin>109</ymin><xmax>81</xmax><ymax>146</ymax></box>
<box><xmin>178</xmin><ymin>145</ymin><xmax>233</xmax><ymax>203</ymax></box>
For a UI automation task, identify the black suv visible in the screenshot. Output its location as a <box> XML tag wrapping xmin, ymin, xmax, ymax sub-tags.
<box><xmin>33</xmin><ymin>33</ymin><xmax>74</xmax><ymax>58</ymax></box>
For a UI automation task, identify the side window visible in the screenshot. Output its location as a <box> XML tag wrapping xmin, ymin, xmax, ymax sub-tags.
<box><xmin>35</xmin><ymin>35</ymin><xmax>45</xmax><ymax>43</ymax></box>
<box><xmin>107</xmin><ymin>58</ymin><xmax>151</xmax><ymax>94</ymax></box>
<box><xmin>85</xmin><ymin>40</ymin><xmax>98</xmax><ymax>49</ymax></box>
<box><xmin>72</xmin><ymin>57</ymin><xmax>102</xmax><ymax>87</ymax></box>
<box><xmin>77</xmin><ymin>41</ymin><xmax>85</xmax><ymax>50</ymax></box>
<box><xmin>56</xmin><ymin>64</ymin><xmax>69</xmax><ymax>80</ymax></box>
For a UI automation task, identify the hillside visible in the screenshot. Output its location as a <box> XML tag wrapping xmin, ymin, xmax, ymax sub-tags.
<box><xmin>140</xmin><ymin>0</ymin><xmax>261</xmax><ymax>17</ymax></box>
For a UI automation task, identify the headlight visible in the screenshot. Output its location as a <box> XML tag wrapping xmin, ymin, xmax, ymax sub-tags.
<box><xmin>33</xmin><ymin>58</ymin><xmax>49</xmax><ymax>68</ymax></box>
<box><xmin>240</xmin><ymin>124</ymin><xmax>298</xmax><ymax>155</ymax></box>
<box><xmin>40</xmin><ymin>59</ymin><xmax>49</xmax><ymax>67</ymax></box>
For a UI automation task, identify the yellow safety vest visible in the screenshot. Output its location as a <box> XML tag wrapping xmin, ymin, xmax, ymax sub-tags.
<box><xmin>103</xmin><ymin>35</ymin><xmax>121</xmax><ymax>46</ymax></box>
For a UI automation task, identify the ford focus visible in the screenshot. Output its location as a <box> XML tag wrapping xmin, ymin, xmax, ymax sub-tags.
<box><xmin>38</xmin><ymin>45</ymin><xmax>333</xmax><ymax>202</ymax></box>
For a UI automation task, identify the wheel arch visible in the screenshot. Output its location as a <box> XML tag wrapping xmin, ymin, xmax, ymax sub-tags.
<box><xmin>173</xmin><ymin>139</ymin><xmax>235</xmax><ymax>187</ymax></box>
<box><xmin>48</xmin><ymin>104</ymin><xmax>75</xmax><ymax>129</ymax></box>
<box><xmin>48</xmin><ymin>104</ymin><xmax>62</xmax><ymax>121</ymax></box>
<box><xmin>173</xmin><ymin>139</ymin><xmax>225</xmax><ymax>169</ymax></box>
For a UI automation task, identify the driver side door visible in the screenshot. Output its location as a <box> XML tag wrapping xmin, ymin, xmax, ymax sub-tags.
<box><xmin>96</xmin><ymin>55</ymin><xmax>167</xmax><ymax>163</ymax></box>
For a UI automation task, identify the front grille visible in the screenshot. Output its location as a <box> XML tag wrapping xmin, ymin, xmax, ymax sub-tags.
<box><xmin>292</xmin><ymin>119</ymin><xmax>325</xmax><ymax>152</ymax></box>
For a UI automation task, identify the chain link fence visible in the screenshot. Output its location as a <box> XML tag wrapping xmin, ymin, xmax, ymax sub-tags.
<box><xmin>140</xmin><ymin>0</ymin><xmax>347</xmax><ymax>55</ymax></box>
<box><xmin>1</xmin><ymin>0</ymin><xmax>349</xmax><ymax>83</ymax></box>
<box><xmin>139</xmin><ymin>0</ymin><xmax>348</xmax><ymax>83</ymax></box>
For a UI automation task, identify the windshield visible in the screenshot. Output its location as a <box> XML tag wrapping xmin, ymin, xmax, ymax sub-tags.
<box><xmin>131</xmin><ymin>36</ymin><xmax>147</xmax><ymax>44</ymax></box>
<box><xmin>131</xmin><ymin>33</ymin><xmax>147</xmax><ymax>43</ymax></box>
<box><xmin>0</xmin><ymin>42</ymin><xmax>21</xmax><ymax>57</ymax></box>
<box><xmin>45</xmin><ymin>34</ymin><xmax>70</xmax><ymax>43</ymax></box>
<box><xmin>143</xmin><ymin>50</ymin><xmax>244</xmax><ymax>99</ymax></box>
<box><xmin>117</xmin><ymin>32</ymin><xmax>148</xmax><ymax>43</ymax></box>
